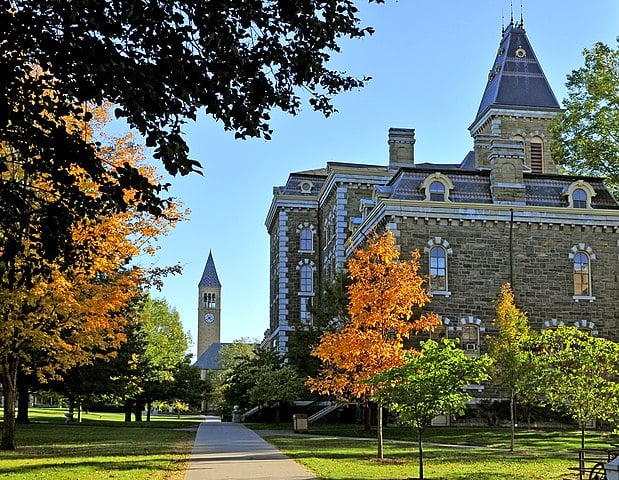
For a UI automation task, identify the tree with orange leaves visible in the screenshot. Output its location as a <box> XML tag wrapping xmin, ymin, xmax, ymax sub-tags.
<box><xmin>307</xmin><ymin>230</ymin><xmax>439</xmax><ymax>458</ymax></box>
<box><xmin>0</xmin><ymin>105</ymin><xmax>186</xmax><ymax>450</ymax></box>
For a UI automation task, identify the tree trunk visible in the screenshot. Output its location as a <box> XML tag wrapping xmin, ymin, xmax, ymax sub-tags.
<box><xmin>134</xmin><ymin>399</ymin><xmax>143</xmax><ymax>422</ymax></box>
<box><xmin>377</xmin><ymin>402</ymin><xmax>384</xmax><ymax>459</ymax></box>
<box><xmin>417</xmin><ymin>426</ymin><xmax>424</xmax><ymax>480</ymax></box>
<box><xmin>124</xmin><ymin>400</ymin><xmax>133</xmax><ymax>422</ymax></box>
<box><xmin>16</xmin><ymin>369</ymin><xmax>30</xmax><ymax>424</ymax></box>
<box><xmin>363</xmin><ymin>400</ymin><xmax>371</xmax><ymax>431</ymax></box>
<box><xmin>581</xmin><ymin>423</ymin><xmax>586</xmax><ymax>450</ymax></box>
<box><xmin>1</xmin><ymin>360</ymin><xmax>19</xmax><ymax>450</ymax></box>
<box><xmin>509</xmin><ymin>389</ymin><xmax>515</xmax><ymax>452</ymax></box>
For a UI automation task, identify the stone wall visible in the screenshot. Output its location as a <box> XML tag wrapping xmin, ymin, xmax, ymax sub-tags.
<box><xmin>395</xmin><ymin>215</ymin><xmax>619</xmax><ymax>345</ymax></box>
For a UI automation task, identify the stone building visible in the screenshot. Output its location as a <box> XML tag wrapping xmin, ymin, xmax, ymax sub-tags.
<box><xmin>264</xmin><ymin>21</ymin><xmax>619</xmax><ymax>358</ymax></box>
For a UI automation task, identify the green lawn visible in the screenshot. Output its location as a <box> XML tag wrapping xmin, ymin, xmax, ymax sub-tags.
<box><xmin>0</xmin><ymin>408</ymin><xmax>202</xmax><ymax>480</ymax></box>
<box><xmin>249</xmin><ymin>423</ymin><xmax>618</xmax><ymax>480</ymax></box>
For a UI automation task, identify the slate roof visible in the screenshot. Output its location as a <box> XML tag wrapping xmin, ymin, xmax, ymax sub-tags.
<box><xmin>198</xmin><ymin>251</ymin><xmax>221</xmax><ymax>287</ymax></box>
<box><xmin>193</xmin><ymin>342</ymin><xmax>231</xmax><ymax>370</ymax></box>
<box><xmin>473</xmin><ymin>22</ymin><xmax>561</xmax><ymax>125</ymax></box>
<box><xmin>387</xmin><ymin>167</ymin><xmax>618</xmax><ymax>209</ymax></box>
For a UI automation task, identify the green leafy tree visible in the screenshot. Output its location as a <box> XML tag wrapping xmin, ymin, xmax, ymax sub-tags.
<box><xmin>528</xmin><ymin>325</ymin><xmax>619</xmax><ymax>449</ymax></box>
<box><xmin>550</xmin><ymin>38</ymin><xmax>619</xmax><ymax>195</ymax></box>
<box><xmin>249</xmin><ymin>365</ymin><xmax>305</xmax><ymax>425</ymax></box>
<box><xmin>156</xmin><ymin>355</ymin><xmax>210</xmax><ymax>412</ymax></box>
<box><xmin>222</xmin><ymin>346</ymin><xmax>280</xmax><ymax>414</ymax></box>
<box><xmin>207</xmin><ymin>339</ymin><xmax>256</xmax><ymax>410</ymax></box>
<box><xmin>487</xmin><ymin>283</ymin><xmax>533</xmax><ymax>452</ymax></box>
<box><xmin>370</xmin><ymin>340</ymin><xmax>491</xmax><ymax>480</ymax></box>
<box><xmin>135</xmin><ymin>296</ymin><xmax>190</xmax><ymax>420</ymax></box>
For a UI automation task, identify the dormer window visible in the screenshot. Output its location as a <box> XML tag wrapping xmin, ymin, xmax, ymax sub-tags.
<box><xmin>572</xmin><ymin>188</ymin><xmax>587</xmax><ymax>208</ymax></box>
<box><xmin>429</xmin><ymin>182</ymin><xmax>446</xmax><ymax>202</ymax></box>
<box><xmin>564</xmin><ymin>180</ymin><xmax>596</xmax><ymax>209</ymax></box>
<box><xmin>420</xmin><ymin>173</ymin><xmax>454</xmax><ymax>202</ymax></box>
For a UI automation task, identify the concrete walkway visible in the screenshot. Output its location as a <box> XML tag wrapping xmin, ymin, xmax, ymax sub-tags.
<box><xmin>184</xmin><ymin>416</ymin><xmax>317</xmax><ymax>480</ymax></box>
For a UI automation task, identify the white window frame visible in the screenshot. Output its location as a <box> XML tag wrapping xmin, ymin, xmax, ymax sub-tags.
<box><xmin>569</xmin><ymin>244</ymin><xmax>596</xmax><ymax>302</ymax></box>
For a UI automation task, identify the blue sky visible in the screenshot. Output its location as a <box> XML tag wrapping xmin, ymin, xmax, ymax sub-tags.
<box><xmin>146</xmin><ymin>1</ymin><xmax>619</xmax><ymax>357</ymax></box>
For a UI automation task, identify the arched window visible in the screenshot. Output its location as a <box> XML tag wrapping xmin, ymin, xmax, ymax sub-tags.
<box><xmin>462</xmin><ymin>324</ymin><xmax>480</xmax><ymax>356</ymax></box>
<box><xmin>203</xmin><ymin>293</ymin><xmax>216</xmax><ymax>308</ymax></box>
<box><xmin>300</xmin><ymin>265</ymin><xmax>313</xmax><ymax>293</ymax></box>
<box><xmin>573</xmin><ymin>252</ymin><xmax>590</xmax><ymax>296</ymax></box>
<box><xmin>300</xmin><ymin>228</ymin><xmax>313</xmax><ymax>251</ymax></box>
<box><xmin>429</xmin><ymin>181</ymin><xmax>446</xmax><ymax>201</ymax></box>
<box><xmin>429</xmin><ymin>246</ymin><xmax>447</xmax><ymax>292</ymax></box>
<box><xmin>565</xmin><ymin>180</ymin><xmax>596</xmax><ymax>208</ymax></box>
<box><xmin>572</xmin><ymin>188</ymin><xmax>587</xmax><ymax>208</ymax></box>
<box><xmin>421</xmin><ymin>174</ymin><xmax>453</xmax><ymax>202</ymax></box>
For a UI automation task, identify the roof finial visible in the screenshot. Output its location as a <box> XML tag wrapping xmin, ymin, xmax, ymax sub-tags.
<box><xmin>520</xmin><ymin>0</ymin><xmax>524</xmax><ymax>27</ymax></box>
<box><xmin>510</xmin><ymin>0</ymin><xmax>514</xmax><ymax>25</ymax></box>
<box><xmin>501</xmin><ymin>7</ymin><xmax>505</xmax><ymax>34</ymax></box>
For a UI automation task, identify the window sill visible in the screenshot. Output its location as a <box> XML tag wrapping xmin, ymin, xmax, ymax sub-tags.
<box><xmin>431</xmin><ymin>291</ymin><xmax>451</xmax><ymax>298</ymax></box>
<box><xmin>298</xmin><ymin>249</ymin><xmax>315</xmax><ymax>254</ymax></box>
<box><xmin>573</xmin><ymin>295</ymin><xmax>596</xmax><ymax>302</ymax></box>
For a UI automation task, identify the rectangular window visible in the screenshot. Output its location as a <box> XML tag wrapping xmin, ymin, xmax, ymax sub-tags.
<box><xmin>300</xmin><ymin>229</ymin><xmax>313</xmax><ymax>251</ymax></box>
<box><xmin>300</xmin><ymin>297</ymin><xmax>312</xmax><ymax>325</ymax></box>
<box><xmin>530</xmin><ymin>142</ymin><xmax>543</xmax><ymax>173</ymax></box>
<box><xmin>300</xmin><ymin>266</ymin><xmax>313</xmax><ymax>292</ymax></box>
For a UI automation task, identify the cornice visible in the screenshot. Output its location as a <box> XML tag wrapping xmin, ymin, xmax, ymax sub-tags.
<box><xmin>349</xmin><ymin>199</ymin><xmax>619</xmax><ymax>251</ymax></box>
<box><xmin>318</xmin><ymin>167</ymin><xmax>392</xmax><ymax>208</ymax></box>
<box><xmin>378</xmin><ymin>199</ymin><xmax>619</xmax><ymax>223</ymax></box>
<box><xmin>469</xmin><ymin>106</ymin><xmax>562</xmax><ymax>136</ymax></box>
<box><xmin>265</xmin><ymin>195</ymin><xmax>318</xmax><ymax>230</ymax></box>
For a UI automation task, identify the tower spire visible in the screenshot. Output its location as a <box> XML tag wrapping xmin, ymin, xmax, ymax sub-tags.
<box><xmin>199</xmin><ymin>250</ymin><xmax>221</xmax><ymax>287</ymax></box>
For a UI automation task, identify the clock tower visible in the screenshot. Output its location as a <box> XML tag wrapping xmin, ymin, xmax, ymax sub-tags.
<box><xmin>197</xmin><ymin>251</ymin><xmax>221</xmax><ymax>359</ymax></box>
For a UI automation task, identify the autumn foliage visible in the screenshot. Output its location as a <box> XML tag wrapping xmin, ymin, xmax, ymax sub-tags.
<box><xmin>307</xmin><ymin>231</ymin><xmax>439</xmax><ymax>400</ymax></box>
<box><xmin>0</xmin><ymin>105</ymin><xmax>185</xmax><ymax>450</ymax></box>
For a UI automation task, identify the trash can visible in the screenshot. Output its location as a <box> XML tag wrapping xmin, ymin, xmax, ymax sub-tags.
<box><xmin>232</xmin><ymin>405</ymin><xmax>241</xmax><ymax>423</ymax></box>
<box><xmin>605</xmin><ymin>455</ymin><xmax>619</xmax><ymax>480</ymax></box>
<box><xmin>293</xmin><ymin>414</ymin><xmax>308</xmax><ymax>433</ymax></box>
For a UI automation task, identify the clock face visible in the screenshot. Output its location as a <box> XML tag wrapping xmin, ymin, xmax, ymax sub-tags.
<box><xmin>204</xmin><ymin>313</ymin><xmax>215</xmax><ymax>324</ymax></box>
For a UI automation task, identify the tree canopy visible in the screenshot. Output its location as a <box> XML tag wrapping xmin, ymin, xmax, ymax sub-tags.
<box><xmin>487</xmin><ymin>283</ymin><xmax>532</xmax><ymax>452</ymax></box>
<box><xmin>0</xmin><ymin>106</ymin><xmax>184</xmax><ymax>450</ymax></box>
<box><xmin>308</xmin><ymin>230</ymin><xmax>439</xmax><ymax>458</ymax></box>
<box><xmin>3</xmin><ymin>1</ymin><xmax>382</xmax><ymax>190</ymax></box>
<box><xmin>528</xmin><ymin>325</ymin><xmax>619</xmax><ymax>449</ymax></box>
<box><xmin>550</xmin><ymin>38</ymin><xmax>619</xmax><ymax>195</ymax></box>
<box><xmin>308</xmin><ymin>231</ymin><xmax>439</xmax><ymax>401</ymax></box>
<box><xmin>370</xmin><ymin>339</ymin><xmax>491</xmax><ymax>480</ymax></box>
